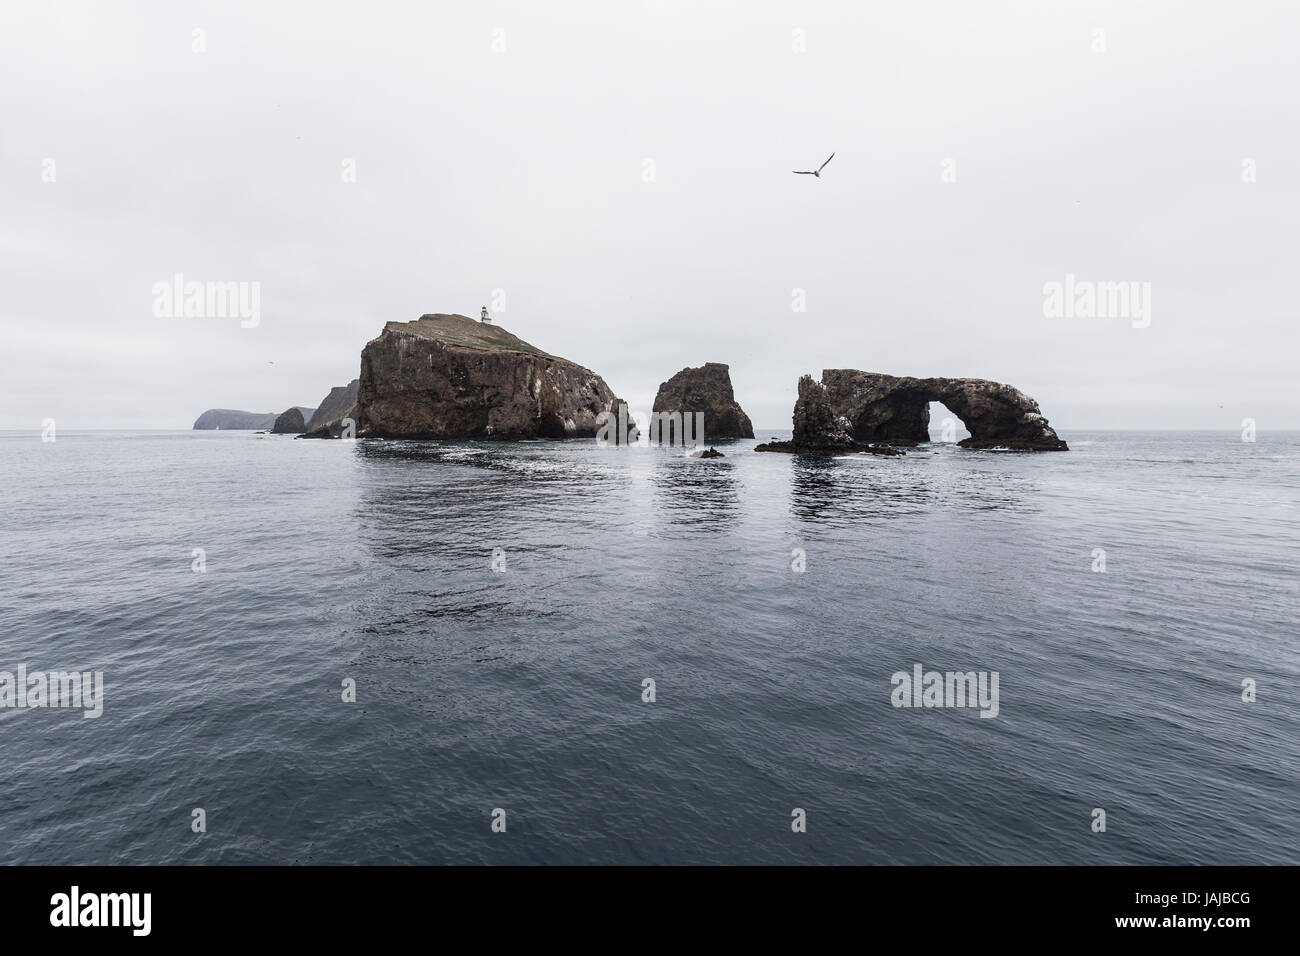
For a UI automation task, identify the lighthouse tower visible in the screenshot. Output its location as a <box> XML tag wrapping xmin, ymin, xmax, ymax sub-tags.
<box><xmin>480</xmin><ymin>306</ymin><xmax>491</xmax><ymax>324</ymax></box>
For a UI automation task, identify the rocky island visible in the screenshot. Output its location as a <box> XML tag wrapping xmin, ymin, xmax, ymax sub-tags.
<box><xmin>758</xmin><ymin>371</ymin><xmax>1067</xmax><ymax>454</ymax></box>
<box><xmin>757</xmin><ymin>375</ymin><xmax>906</xmax><ymax>456</ymax></box>
<box><xmin>190</xmin><ymin>315</ymin><xmax>1067</xmax><ymax>453</ymax></box>
<box><xmin>193</xmin><ymin>409</ymin><xmax>278</xmax><ymax>430</ymax></box>
<box><xmin>821</xmin><ymin>370</ymin><xmax>1068</xmax><ymax>450</ymax></box>
<box><xmin>271</xmin><ymin>407</ymin><xmax>308</xmax><ymax>434</ymax></box>
<box><xmin>652</xmin><ymin>363</ymin><xmax>754</xmax><ymax>440</ymax></box>
<box><xmin>355</xmin><ymin>314</ymin><xmax>624</xmax><ymax>440</ymax></box>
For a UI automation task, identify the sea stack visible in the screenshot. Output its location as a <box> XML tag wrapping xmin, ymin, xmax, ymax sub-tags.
<box><xmin>757</xmin><ymin>374</ymin><xmax>905</xmax><ymax>456</ymax></box>
<box><xmin>271</xmin><ymin>407</ymin><xmax>308</xmax><ymax>434</ymax></box>
<box><xmin>652</xmin><ymin>363</ymin><xmax>754</xmax><ymax>439</ymax></box>
<box><xmin>355</xmin><ymin>314</ymin><xmax>623</xmax><ymax>440</ymax></box>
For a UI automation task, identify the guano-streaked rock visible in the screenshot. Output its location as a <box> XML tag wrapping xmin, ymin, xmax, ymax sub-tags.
<box><xmin>820</xmin><ymin>370</ymin><xmax>1068</xmax><ymax>450</ymax></box>
<box><xmin>356</xmin><ymin>314</ymin><xmax>623</xmax><ymax>440</ymax></box>
<box><xmin>652</xmin><ymin>363</ymin><xmax>754</xmax><ymax>439</ymax></box>
<box><xmin>756</xmin><ymin>374</ymin><xmax>905</xmax><ymax>456</ymax></box>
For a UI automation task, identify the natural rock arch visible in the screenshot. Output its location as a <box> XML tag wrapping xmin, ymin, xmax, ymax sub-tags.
<box><xmin>820</xmin><ymin>370</ymin><xmax>1068</xmax><ymax>450</ymax></box>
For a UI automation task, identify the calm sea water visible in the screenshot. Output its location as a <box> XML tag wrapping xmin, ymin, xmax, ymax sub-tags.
<box><xmin>1</xmin><ymin>429</ymin><xmax>1296</xmax><ymax>865</ymax></box>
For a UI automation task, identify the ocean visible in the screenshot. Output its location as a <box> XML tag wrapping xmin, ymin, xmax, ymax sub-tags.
<box><xmin>1</xmin><ymin>429</ymin><xmax>1296</xmax><ymax>864</ymax></box>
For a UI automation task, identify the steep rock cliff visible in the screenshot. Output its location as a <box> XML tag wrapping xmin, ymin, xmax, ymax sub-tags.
<box><xmin>652</xmin><ymin>363</ymin><xmax>754</xmax><ymax>439</ymax></box>
<box><xmin>356</xmin><ymin>314</ymin><xmax>622</xmax><ymax>440</ymax></box>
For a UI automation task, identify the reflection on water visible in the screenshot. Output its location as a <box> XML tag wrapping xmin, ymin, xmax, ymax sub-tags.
<box><xmin>346</xmin><ymin>439</ymin><xmax>1046</xmax><ymax>639</ymax></box>
<box><xmin>786</xmin><ymin>446</ymin><xmax>1039</xmax><ymax>526</ymax></box>
<box><xmin>650</xmin><ymin>455</ymin><xmax>740</xmax><ymax>527</ymax></box>
<box><xmin>352</xmin><ymin>439</ymin><xmax>622</xmax><ymax>629</ymax></box>
<box><xmin>2</xmin><ymin>430</ymin><xmax>1298</xmax><ymax>864</ymax></box>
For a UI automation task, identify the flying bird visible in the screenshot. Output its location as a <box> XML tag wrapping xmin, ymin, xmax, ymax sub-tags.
<box><xmin>793</xmin><ymin>153</ymin><xmax>835</xmax><ymax>178</ymax></box>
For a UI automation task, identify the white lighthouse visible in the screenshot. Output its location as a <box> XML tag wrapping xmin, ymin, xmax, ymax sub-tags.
<box><xmin>480</xmin><ymin>306</ymin><xmax>491</xmax><ymax>324</ymax></box>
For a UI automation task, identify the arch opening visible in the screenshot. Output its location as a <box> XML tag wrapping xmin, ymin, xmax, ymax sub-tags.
<box><xmin>927</xmin><ymin>403</ymin><xmax>970</xmax><ymax>443</ymax></box>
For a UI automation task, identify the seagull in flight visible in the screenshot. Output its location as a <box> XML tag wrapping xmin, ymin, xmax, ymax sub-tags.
<box><xmin>793</xmin><ymin>152</ymin><xmax>835</xmax><ymax>178</ymax></box>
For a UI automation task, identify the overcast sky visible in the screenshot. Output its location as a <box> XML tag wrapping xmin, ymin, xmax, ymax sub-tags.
<box><xmin>3</xmin><ymin>0</ymin><xmax>1297</xmax><ymax>430</ymax></box>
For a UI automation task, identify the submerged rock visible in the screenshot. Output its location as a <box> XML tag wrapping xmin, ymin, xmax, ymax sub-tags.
<box><xmin>652</xmin><ymin>363</ymin><xmax>754</xmax><ymax>439</ymax></box>
<box><xmin>299</xmin><ymin>423</ymin><xmax>348</xmax><ymax>439</ymax></box>
<box><xmin>690</xmin><ymin>447</ymin><xmax>725</xmax><ymax>458</ymax></box>
<box><xmin>356</xmin><ymin>314</ymin><xmax>623</xmax><ymax>440</ymax></box>
<box><xmin>820</xmin><ymin>370</ymin><xmax>1068</xmax><ymax>450</ymax></box>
